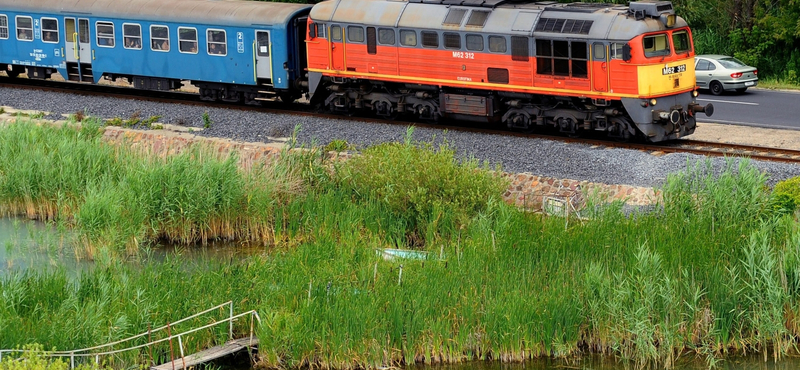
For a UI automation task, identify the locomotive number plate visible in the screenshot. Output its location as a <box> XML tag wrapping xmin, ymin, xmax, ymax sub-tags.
<box><xmin>452</xmin><ymin>51</ymin><xmax>475</xmax><ymax>59</ymax></box>
<box><xmin>662</xmin><ymin>64</ymin><xmax>686</xmax><ymax>75</ymax></box>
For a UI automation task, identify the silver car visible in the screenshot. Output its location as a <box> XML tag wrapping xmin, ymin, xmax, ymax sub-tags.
<box><xmin>694</xmin><ymin>55</ymin><xmax>758</xmax><ymax>95</ymax></box>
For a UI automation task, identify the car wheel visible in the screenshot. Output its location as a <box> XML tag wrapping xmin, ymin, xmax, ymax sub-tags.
<box><xmin>735</xmin><ymin>87</ymin><xmax>748</xmax><ymax>93</ymax></box>
<box><xmin>710</xmin><ymin>81</ymin><xmax>724</xmax><ymax>95</ymax></box>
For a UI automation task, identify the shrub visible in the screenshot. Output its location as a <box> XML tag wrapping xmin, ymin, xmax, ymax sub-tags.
<box><xmin>336</xmin><ymin>127</ymin><xmax>508</xmax><ymax>246</ymax></box>
<box><xmin>772</xmin><ymin>176</ymin><xmax>800</xmax><ymax>212</ymax></box>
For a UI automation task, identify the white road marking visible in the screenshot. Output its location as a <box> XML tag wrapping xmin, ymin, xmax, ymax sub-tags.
<box><xmin>697</xmin><ymin>98</ymin><xmax>759</xmax><ymax>106</ymax></box>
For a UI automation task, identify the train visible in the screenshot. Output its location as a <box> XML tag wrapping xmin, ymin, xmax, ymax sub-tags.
<box><xmin>0</xmin><ymin>0</ymin><xmax>713</xmax><ymax>142</ymax></box>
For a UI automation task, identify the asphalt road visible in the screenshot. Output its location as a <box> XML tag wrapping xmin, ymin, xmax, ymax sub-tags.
<box><xmin>696</xmin><ymin>88</ymin><xmax>800</xmax><ymax>130</ymax></box>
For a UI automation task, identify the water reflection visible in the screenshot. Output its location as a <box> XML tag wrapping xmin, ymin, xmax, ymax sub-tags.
<box><xmin>0</xmin><ymin>217</ymin><xmax>265</xmax><ymax>276</ymax></box>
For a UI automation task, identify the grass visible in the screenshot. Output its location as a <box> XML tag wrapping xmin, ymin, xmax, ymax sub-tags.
<box><xmin>1</xmin><ymin>118</ymin><xmax>800</xmax><ymax>369</ymax></box>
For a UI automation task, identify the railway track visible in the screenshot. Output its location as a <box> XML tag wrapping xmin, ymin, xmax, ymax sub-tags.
<box><xmin>3</xmin><ymin>76</ymin><xmax>800</xmax><ymax>165</ymax></box>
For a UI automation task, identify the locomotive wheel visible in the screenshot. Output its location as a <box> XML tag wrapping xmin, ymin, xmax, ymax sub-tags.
<box><xmin>609</xmin><ymin>117</ymin><xmax>634</xmax><ymax>142</ymax></box>
<box><xmin>372</xmin><ymin>99</ymin><xmax>397</xmax><ymax>120</ymax></box>
<box><xmin>709</xmin><ymin>81</ymin><xmax>724</xmax><ymax>96</ymax></box>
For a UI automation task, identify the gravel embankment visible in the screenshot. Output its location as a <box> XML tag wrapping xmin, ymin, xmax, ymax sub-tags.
<box><xmin>2</xmin><ymin>85</ymin><xmax>799</xmax><ymax>188</ymax></box>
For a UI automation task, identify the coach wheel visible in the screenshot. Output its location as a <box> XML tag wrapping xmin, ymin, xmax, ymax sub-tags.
<box><xmin>709</xmin><ymin>81</ymin><xmax>724</xmax><ymax>96</ymax></box>
<box><xmin>278</xmin><ymin>92</ymin><xmax>299</xmax><ymax>104</ymax></box>
<box><xmin>199</xmin><ymin>88</ymin><xmax>218</xmax><ymax>102</ymax></box>
<box><xmin>244</xmin><ymin>92</ymin><xmax>260</xmax><ymax>106</ymax></box>
<box><xmin>5</xmin><ymin>68</ymin><xmax>20</xmax><ymax>78</ymax></box>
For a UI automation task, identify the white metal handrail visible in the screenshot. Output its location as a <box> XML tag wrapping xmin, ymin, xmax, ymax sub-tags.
<box><xmin>0</xmin><ymin>302</ymin><xmax>262</xmax><ymax>369</ymax></box>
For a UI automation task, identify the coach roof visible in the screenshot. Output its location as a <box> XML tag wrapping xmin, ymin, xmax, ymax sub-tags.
<box><xmin>0</xmin><ymin>0</ymin><xmax>311</xmax><ymax>27</ymax></box>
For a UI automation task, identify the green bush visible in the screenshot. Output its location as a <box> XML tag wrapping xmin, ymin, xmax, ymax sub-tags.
<box><xmin>772</xmin><ymin>176</ymin><xmax>800</xmax><ymax>212</ymax></box>
<box><xmin>336</xmin><ymin>127</ymin><xmax>508</xmax><ymax>246</ymax></box>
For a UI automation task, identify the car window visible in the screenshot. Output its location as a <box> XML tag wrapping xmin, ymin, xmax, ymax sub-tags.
<box><xmin>718</xmin><ymin>57</ymin><xmax>747</xmax><ymax>68</ymax></box>
<box><xmin>696</xmin><ymin>59</ymin><xmax>710</xmax><ymax>71</ymax></box>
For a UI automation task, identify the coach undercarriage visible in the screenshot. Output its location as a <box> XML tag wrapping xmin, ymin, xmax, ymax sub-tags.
<box><xmin>321</xmin><ymin>78</ymin><xmax>639</xmax><ymax>140</ymax></box>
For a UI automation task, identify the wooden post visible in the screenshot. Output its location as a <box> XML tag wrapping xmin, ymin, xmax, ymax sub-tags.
<box><xmin>167</xmin><ymin>323</ymin><xmax>175</xmax><ymax>370</ymax></box>
<box><xmin>178</xmin><ymin>335</ymin><xmax>186</xmax><ymax>370</ymax></box>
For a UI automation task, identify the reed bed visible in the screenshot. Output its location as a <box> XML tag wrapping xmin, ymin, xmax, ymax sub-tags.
<box><xmin>1</xmin><ymin>119</ymin><xmax>800</xmax><ymax>369</ymax></box>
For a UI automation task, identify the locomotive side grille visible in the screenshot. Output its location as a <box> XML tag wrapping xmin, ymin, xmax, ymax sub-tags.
<box><xmin>487</xmin><ymin>68</ymin><xmax>509</xmax><ymax>84</ymax></box>
<box><xmin>443</xmin><ymin>8</ymin><xmax>467</xmax><ymax>26</ymax></box>
<box><xmin>535</xmin><ymin>18</ymin><xmax>593</xmax><ymax>35</ymax></box>
<box><xmin>465</xmin><ymin>10</ymin><xmax>490</xmax><ymax>27</ymax></box>
<box><xmin>656</xmin><ymin>4</ymin><xmax>673</xmax><ymax>12</ymax></box>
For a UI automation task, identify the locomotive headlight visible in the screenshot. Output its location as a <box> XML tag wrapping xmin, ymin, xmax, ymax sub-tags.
<box><xmin>692</xmin><ymin>90</ymin><xmax>699</xmax><ymax>97</ymax></box>
<box><xmin>650</xmin><ymin>99</ymin><xmax>658</xmax><ymax>106</ymax></box>
<box><xmin>662</xmin><ymin>14</ymin><xmax>676</xmax><ymax>28</ymax></box>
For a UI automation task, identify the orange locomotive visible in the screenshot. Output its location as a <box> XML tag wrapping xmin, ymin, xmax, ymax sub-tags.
<box><xmin>304</xmin><ymin>0</ymin><xmax>713</xmax><ymax>142</ymax></box>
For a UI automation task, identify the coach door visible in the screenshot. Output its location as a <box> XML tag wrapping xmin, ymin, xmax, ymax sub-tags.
<box><xmin>329</xmin><ymin>24</ymin><xmax>344</xmax><ymax>71</ymax></box>
<box><xmin>591</xmin><ymin>42</ymin><xmax>608</xmax><ymax>92</ymax></box>
<box><xmin>255</xmin><ymin>30</ymin><xmax>272</xmax><ymax>82</ymax></box>
<box><xmin>65</xmin><ymin>18</ymin><xmax>91</xmax><ymax>64</ymax></box>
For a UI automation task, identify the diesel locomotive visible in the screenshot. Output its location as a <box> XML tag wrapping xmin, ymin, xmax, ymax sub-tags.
<box><xmin>0</xmin><ymin>0</ymin><xmax>713</xmax><ymax>142</ymax></box>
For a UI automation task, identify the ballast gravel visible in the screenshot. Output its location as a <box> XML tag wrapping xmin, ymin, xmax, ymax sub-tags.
<box><xmin>2</xmin><ymin>85</ymin><xmax>799</xmax><ymax>188</ymax></box>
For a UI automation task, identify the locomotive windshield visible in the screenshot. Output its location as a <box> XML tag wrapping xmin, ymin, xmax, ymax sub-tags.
<box><xmin>643</xmin><ymin>33</ymin><xmax>670</xmax><ymax>58</ymax></box>
<box><xmin>672</xmin><ymin>30</ymin><xmax>691</xmax><ymax>54</ymax></box>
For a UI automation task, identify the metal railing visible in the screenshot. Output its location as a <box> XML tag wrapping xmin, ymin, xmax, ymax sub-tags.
<box><xmin>0</xmin><ymin>301</ymin><xmax>261</xmax><ymax>370</ymax></box>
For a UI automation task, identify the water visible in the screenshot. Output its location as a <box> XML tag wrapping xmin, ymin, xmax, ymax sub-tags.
<box><xmin>0</xmin><ymin>217</ymin><xmax>265</xmax><ymax>276</ymax></box>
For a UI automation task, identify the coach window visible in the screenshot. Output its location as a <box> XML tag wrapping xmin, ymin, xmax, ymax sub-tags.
<box><xmin>421</xmin><ymin>31</ymin><xmax>438</xmax><ymax>48</ymax></box>
<box><xmin>400</xmin><ymin>30</ymin><xmax>416</xmax><ymax>47</ymax></box>
<box><xmin>207</xmin><ymin>29</ymin><xmax>226</xmax><ymax>56</ymax></box>
<box><xmin>488</xmin><ymin>36</ymin><xmax>506</xmax><ymax>53</ymax></box>
<box><xmin>672</xmin><ymin>30</ymin><xmax>690</xmax><ymax>54</ymax></box>
<box><xmin>465</xmin><ymin>34</ymin><xmax>483</xmax><ymax>51</ymax></box>
<box><xmin>643</xmin><ymin>33</ymin><xmax>670</xmax><ymax>58</ymax></box>
<box><xmin>123</xmin><ymin>24</ymin><xmax>142</xmax><ymax>49</ymax></box>
<box><xmin>347</xmin><ymin>26</ymin><xmax>364</xmax><ymax>43</ymax></box>
<box><xmin>330</xmin><ymin>25</ymin><xmax>342</xmax><ymax>42</ymax></box>
<box><xmin>178</xmin><ymin>27</ymin><xmax>198</xmax><ymax>53</ymax></box>
<box><xmin>443</xmin><ymin>33</ymin><xmax>460</xmax><ymax>50</ymax></box>
<box><xmin>151</xmin><ymin>26</ymin><xmax>169</xmax><ymax>51</ymax></box>
<box><xmin>15</xmin><ymin>16</ymin><xmax>32</xmax><ymax>41</ymax></box>
<box><xmin>96</xmin><ymin>22</ymin><xmax>115</xmax><ymax>47</ymax></box>
<box><xmin>0</xmin><ymin>15</ymin><xmax>7</xmax><ymax>39</ymax></box>
<box><xmin>378</xmin><ymin>28</ymin><xmax>395</xmax><ymax>45</ymax></box>
<box><xmin>257</xmin><ymin>31</ymin><xmax>269</xmax><ymax>56</ymax></box>
<box><xmin>41</xmin><ymin>18</ymin><xmax>59</xmax><ymax>43</ymax></box>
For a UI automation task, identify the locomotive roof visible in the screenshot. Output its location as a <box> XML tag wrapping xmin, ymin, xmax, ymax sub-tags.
<box><xmin>310</xmin><ymin>0</ymin><xmax>689</xmax><ymax>41</ymax></box>
<box><xmin>0</xmin><ymin>0</ymin><xmax>312</xmax><ymax>27</ymax></box>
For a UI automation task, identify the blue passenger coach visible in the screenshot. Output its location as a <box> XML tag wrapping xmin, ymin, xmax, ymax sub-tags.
<box><xmin>0</xmin><ymin>0</ymin><xmax>312</xmax><ymax>103</ymax></box>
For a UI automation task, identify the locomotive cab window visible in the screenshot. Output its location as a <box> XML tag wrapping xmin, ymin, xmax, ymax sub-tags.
<box><xmin>488</xmin><ymin>36</ymin><xmax>506</xmax><ymax>53</ymax></box>
<box><xmin>330</xmin><ymin>25</ymin><xmax>342</xmax><ymax>42</ymax></box>
<box><xmin>41</xmin><ymin>18</ymin><xmax>59</xmax><ymax>43</ymax></box>
<box><xmin>207</xmin><ymin>29</ymin><xmax>226</xmax><ymax>56</ymax></box>
<box><xmin>96</xmin><ymin>22</ymin><xmax>115</xmax><ymax>47</ymax></box>
<box><xmin>672</xmin><ymin>30</ymin><xmax>691</xmax><ymax>54</ymax></box>
<box><xmin>610</xmin><ymin>43</ymin><xmax>624</xmax><ymax>60</ymax></box>
<box><xmin>466</xmin><ymin>34</ymin><xmax>483</xmax><ymax>51</ymax></box>
<box><xmin>123</xmin><ymin>24</ymin><xmax>142</xmax><ymax>49</ymax></box>
<box><xmin>400</xmin><ymin>30</ymin><xmax>416</xmax><ymax>47</ymax></box>
<box><xmin>151</xmin><ymin>25</ymin><xmax>169</xmax><ymax>51</ymax></box>
<box><xmin>347</xmin><ymin>26</ymin><xmax>364</xmax><ymax>43</ymax></box>
<box><xmin>643</xmin><ymin>33</ymin><xmax>670</xmax><ymax>58</ymax></box>
<box><xmin>378</xmin><ymin>28</ymin><xmax>395</xmax><ymax>45</ymax></box>
<box><xmin>15</xmin><ymin>16</ymin><xmax>32</xmax><ymax>41</ymax></box>
<box><xmin>0</xmin><ymin>15</ymin><xmax>7</xmax><ymax>39</ymax></box>
<box><xmin>178</xmin><ymin>27</ymin><xmax>198</xmax><ymax>53</ymax></box>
